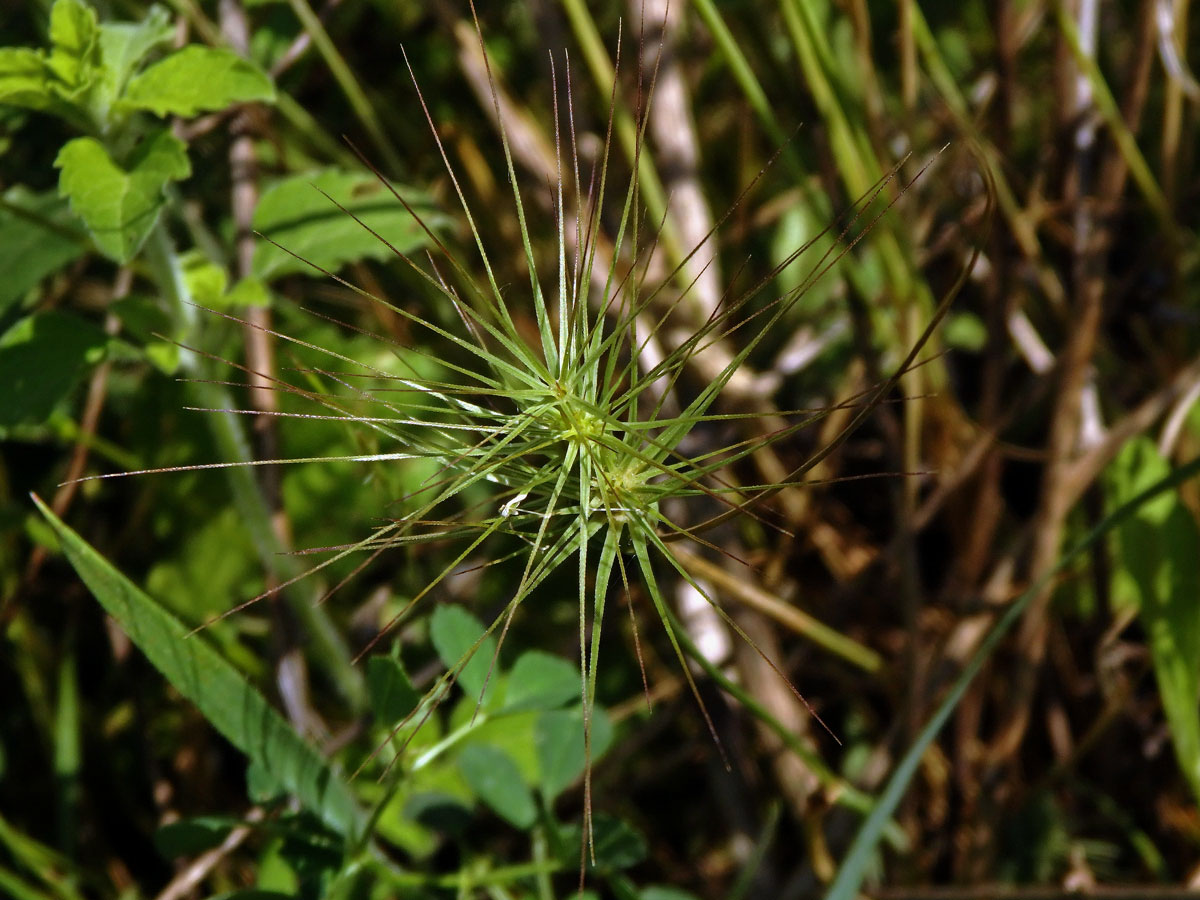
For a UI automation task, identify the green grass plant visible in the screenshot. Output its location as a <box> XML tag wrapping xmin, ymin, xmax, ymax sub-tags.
<box><xmin>227</xmin><ymin>19</ymin><xmax>947</xmax><ymax>854</ymax></box>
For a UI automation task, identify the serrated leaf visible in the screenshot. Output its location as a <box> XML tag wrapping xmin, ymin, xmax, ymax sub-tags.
<box><xmin>429</xmin><ymin>604</ymin><xmax>498</xmax><ymax>705</ymax></box>
<box><xmin>97</xmin><ymin>7</ymin><xmax>173</xmax><ymax>104</ymax></box>
<box><xmin>365</xmin><ymin>655</ymin><xmax>419</xmax><ymax>724</ymax></box>
<box><xmin>0</xmin><ymin>311</ymin><xmax>106</xmax><ymax>428</ymax></box>
<box><xmin>503</xmin><ymin>650</ymin><xmax>580</xmax><ymax>712</ymax></box>
<box><xmin>33</xmin><ymin>499</ymin><xmax>367</xmax><ymax>843</ymax></box>
<box><xmin>0</xmin><ymin>186</ymin><xmax>85</xmax><ymax>313</ymax></box>
<box><xmin>54</xmin><ymin>130</ymin><xmax>190</xmax><ymax>262</ymax></box>
<box><xmin>46</xmin><ymin>0</ymin><xmax>100</xmax><ymax>93</ymax></box>
<box><xmin>457</xmin><ymin>743</ymin><xmax>537</xmax><ymax>829</ymax></box>
<box><xmin>251</xmin><ymin>170</ymin><xmax>444</xmax><ymax>280</ymax></box>
<box><xmin>535</xmin><ymin>706</ymin><xmax>613</xmax><ymax>799</ymax></box>
<box><xmin>122</xmin><ymin>46</ymin><xmax>274</xmax><ymax>117</ymax></box>
<box><xmin>1108</xmin><ymin>438</ymin><xmax>1200</xmax><ymax>804</ymax></box>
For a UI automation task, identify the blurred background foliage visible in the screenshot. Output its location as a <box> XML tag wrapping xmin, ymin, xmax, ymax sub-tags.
<box><xmin>4</xmin><ymin>0</ymin><xmax>1200</xmax><ymax>898</ymax></box>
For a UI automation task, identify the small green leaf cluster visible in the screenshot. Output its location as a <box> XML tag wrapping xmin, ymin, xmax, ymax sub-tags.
<box><xmin>1</xmin><ymin>0</ymin><xmax>274</xmax><ymax>263</ymax></box>
<box><xmin>360</xmin><ymin>605</ymin><xmax>624</xmax><ymax>865</ymax></box>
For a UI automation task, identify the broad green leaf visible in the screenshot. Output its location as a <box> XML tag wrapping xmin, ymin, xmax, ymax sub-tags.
<box><xmin>97</xmin><ymin>7</ymin><xmax>173</xmax><ymax>103</ymax></box>
<box><xmin>54</xmin><ymin>130</ymin><xmax>190</xmax><ymax>262</ymax></box>
<box><xmin>365</xmin><ymin>655</ymin><xmax>419</xmax><ymax>724</ymax></box>
<box><xmin>122</xmin><ymin>46</ymin><xmax>274</xmax><ymax>117</ymax></box>
<box><xmin>247</xmin><ymin>759</ymin><xmax>288</xmax><ymax>804</ymax></box>
<box><xmin>154</xmin><ymin>816</ymin><xmax>239</xmax><ymax>858</ymax></box>
<box><xmin>46</xmin><ymin>0</ymin><xmax>100</xmax><ymax>94</ymax></box>
<box><xmin>0</xmin><ymin>311</ymin><xmax>105</xmax><ymax>428</ymax></box>
<box><xmin>503</xmin><ymin>650</ymin><xmax>581</xmax><ymax>712</ymax></box>
<box><xmin>457</xmin><ymin>743</ymin><xmax>537</xmax><ymax>829</ymax></box>
<box><xmin>33</xmin><ymin>499</ymin><xmax>367</xmax><ymax>843</ymax></box>
<box><xmin>1108</xmin><ymin>438</ymin><xmax>1200</xmax><ymax>803</ymax></box>
<box><xmin>429</xmin><ymin>604</ymin><xmax>498</xmax><ymax>705</ymax></box>
<box><xmin>0</xmin><ymin>187</ymin><xmax>85</xmax><ymax>314</ymax></box>
<box><xmin>251</xmin><ymin>170</ymin><xmax>444</xmax><ymax>280</ymax></box>
<box><xmin>535</xmin><ymin>706</ymin><xmax>613</xmax><ymax>799</ymax></box>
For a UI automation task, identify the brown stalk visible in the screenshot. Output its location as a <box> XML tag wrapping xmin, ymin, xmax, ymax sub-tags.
<box><xmin>990</xmin><ymin>0</ymin><xmax>1160</xmax><ymax>762</ymax></box>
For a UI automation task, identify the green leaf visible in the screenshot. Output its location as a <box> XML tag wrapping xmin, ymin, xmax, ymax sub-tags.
<box><xmin>121</xmin><ymin>46</ymin><xmax>274</xmax><ymax>117</ymax></box>
<box><xmin>0</xmin><ymin>311</ymin><xmax>106</xmax><ymax>428</ymax></box>
<box><xmin>535</xmin><ymin>706</ymin><xmax>613</xmax><ymax>799</ymax></box>
<box><xmin>0</xmin><ymin>48</ymin><xmax>59</xmax><ymax>112</ymax></box>
<box><xmin>54</xmin><ymin>130</ymin><xmax>190</xmax><ymax>262</ymax></box>
<box><xmin>503</xmin><ymin>650</ymin><xmax>581</xmax><ymax>712</ymax></box>
<box><xmin>251</xmin><ymin>170</ymin><xmax>444</xmax><ymax>280</ymax></box>
<box><xmin>179</xmin><ymin>249</ymin><xmax>229</xmax><ymax>305</ymax></box>
<box><xmin>429</xmin><ymin>604</ymin><xmax>498</xmax><ymax>705</ymax></box>
<box><xmin>559</xmin><ymin>814</ymin><xmax>646</xmax><ymax>872</ymax></box>
<box><xmin>457</xmin><ymin>743</ymin><xmax>537</xmax><ymax>829</ymax></box>
<box><xmin>97</xmin><ymin>7</ymin><xmax>174</xmax><ymax>105</ymax></box>
<box><xmin>33</xmin><ymin>499</ymin><xmax>367</xmax><ymax>843</ymax></box>
<box><xmin>154</xmin><ymin>816</ymin><xmax>239</xmax><ymax>858</ymax></box>
<box><xmin>0</xmin><ymin>187</ymin><xmax>85</xmax><ymax>314</ymax></box>
<box><xmin>46</xmin><ymin>0</ymin><xmax>101</xmax><ymax>94</ymax></box>
<box><xmin>1108</xmin><ymin>438</ymin><xmax>1200</xmax><ymax>803</ymax></box>
<box><xmin>225</xmin><ymin>276</ymin><xmax>271</xmax><ymax>308</ymax></box>
<box><xmin>365</xmin><ymin>655</ymin><xmax>419</xmax><ymax>724</ymax></box>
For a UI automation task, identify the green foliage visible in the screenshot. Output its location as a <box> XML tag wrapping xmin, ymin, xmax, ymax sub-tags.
<box><xmin>55</xmin><ymin>130</ymin><xmax>190</xmax><ymax>262</ymax></box>
<box><xmin>429</xmin><ymin>602</ymin><xmax>499</xmax><ymax>706</ymax></box>
<box><xmin>0</xmin><ymin>188</ymin><xmax>85</xmax><ymax>314</ymax></box>
<box><xmin>1108</xmin><ymin>438</ymin><xmax>1200</xmax><ymax>804</ymax></box>
<box><xmin>0</xmin><ymin>311</ymin><xmax>106</xmax><ymax>428</ymax></box>
<box><xmin>458</xmin><ymin>743</ymin><xmax>538</xmax><ymax>828</ymax></box>
<box><xmin>251</xmin><ymin>170</ymin><xmax>445</xmax><ymax>279</ymax></box>
<box><xmin>7</xmin><ymin>1</ymin><xmax>1200</xmax><ymax>897</ymax></box>
<box><xmin>121</xmin><ymin>46</ymin><xmax>274</xmax><ymax>117</ymax></box>
<box><xmin>34</xmin><ymin>497</ymin><xmax>368</xmax><ymax>843</ymax></box>
<box><xmin>365</xmin><ymin>655</ymin><xmax>419</xmax><ymax>724</ymax></box>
